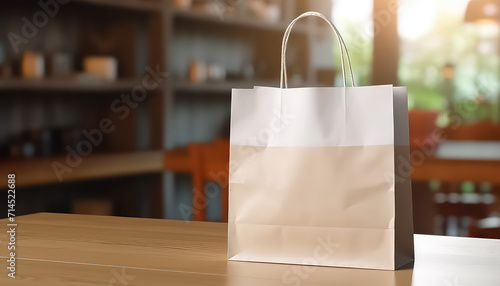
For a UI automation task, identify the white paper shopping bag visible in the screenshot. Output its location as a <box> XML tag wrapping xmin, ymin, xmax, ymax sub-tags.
<box><xmin>228</xmin><ymin>11</ymin><xmax>414</xmax><ymax>270</ymax></box>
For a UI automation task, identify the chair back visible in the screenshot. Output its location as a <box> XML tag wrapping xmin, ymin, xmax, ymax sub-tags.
<box><xmin>189</xmin><ymin>139</ymin><xmax>229</xmax><ymax>221</ymax></box>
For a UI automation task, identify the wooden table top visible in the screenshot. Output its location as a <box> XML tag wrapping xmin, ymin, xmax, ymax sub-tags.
<box><xmin>0</xmin><ymin>213</ymin><xmax>413</xmax><ymax>285</ymax></box>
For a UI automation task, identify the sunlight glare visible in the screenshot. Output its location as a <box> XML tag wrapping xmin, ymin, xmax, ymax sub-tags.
<box><xmin>398</xmin><ymin>0</ymin><xmax>436</xmax><ymax>40</ymax></box>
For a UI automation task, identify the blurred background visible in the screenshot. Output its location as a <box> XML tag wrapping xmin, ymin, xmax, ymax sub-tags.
<box><xmin>0</xmin><ymin>0</ymin><xmax>499</xmax><ymax>239</ymax></box>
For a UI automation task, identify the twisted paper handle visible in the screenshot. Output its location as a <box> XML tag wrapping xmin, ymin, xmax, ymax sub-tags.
<box><xmin>280</xmin><ymin>11</ymin><xmax>355</xmax><ymax>88</ymax></box>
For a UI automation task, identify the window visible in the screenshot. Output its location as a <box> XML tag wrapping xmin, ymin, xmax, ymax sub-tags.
<box><xmin>399</xmin><ymin>0</ymin><xmax>500</xmax><ymax>121</ymax></box>
<box><xmin>332</xmin><ymin>0</ymin><xmax>373</xmax><ymax>86</ymax></box>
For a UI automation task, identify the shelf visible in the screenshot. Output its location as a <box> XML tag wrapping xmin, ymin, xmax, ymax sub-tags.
<box><xmin>0</xmin><ymin>78</ymin><xmax>143</xmax><ymax>93</ymax></box>
<box><xmin>73</xmin><ymin>0</ymin><xmax>161</xmax><ymax>12</ymax></box>
<box><xmin>0</xmin><ymin>150</ymin><xmax>164</xmax><ymax>188</ymax></box>
<box><xmin>174</xmin><ymin>80</ymin><xmax>278</xmax><ymax>93</ymax></box>
<box><xmin>173</xmin><ymin>79</ymin><xmax>329</xmax><ymax>93</ymax></box>
<box><xmin>173</xmin><ymin>9</ymin><xmax>309</xmax><ymax>34</ymax></box>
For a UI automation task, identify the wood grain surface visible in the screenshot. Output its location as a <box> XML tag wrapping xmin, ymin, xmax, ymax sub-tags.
<box><xmin>0</xmin><ymin>213</ymin><xmax>413</xmax><ymax>285</ymax></box>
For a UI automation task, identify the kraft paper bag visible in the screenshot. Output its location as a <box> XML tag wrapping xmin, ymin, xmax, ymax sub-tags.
<box><xmin>227</xmin><ymin>11</ymin><xmax>414</xmax><ymax>270</ymax></box>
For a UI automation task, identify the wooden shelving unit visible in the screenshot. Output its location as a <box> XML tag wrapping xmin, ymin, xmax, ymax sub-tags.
<box><xmin>164</xmin><ymin>0</ymin><xmax>330</xmax><ymax>143</ymax></box>
<box><xmin>173</xmin><ymin>79</ymin><xmax>278</xmax><ymax>93</ymax></box>
<box><xmin>73</xmin><ymin>0</ymin><xmax>162</xmax><ymax>11</ymax></box>
<box><xmin>172</xmin><ymin>9</ymin><xmax>310</xmax><ymax>34</ymax></box>
<box><xmin>0</xmin><ymin>0</ymin><xmax>333</xmax><ymax>219</ymax></box>
<box><xmin>0</xmin><ymin>78</ymin><xmax>144</xmax><ymax>92</ymax></box>
<box><xmin>0</xmin><ymin>151</ymin><xmax>163</xmax><ymax>188</ymax></box>
<box><xmin>0</xmin><ymin>1</ymin><xmax>166</xmax><ymax>218</ymax></box>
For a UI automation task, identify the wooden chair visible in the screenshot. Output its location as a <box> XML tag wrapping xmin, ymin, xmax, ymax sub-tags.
<box><xmin>188</xmin><ymin>139</ymin><xmax>230</xmax><ymax>222</ymax></box>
